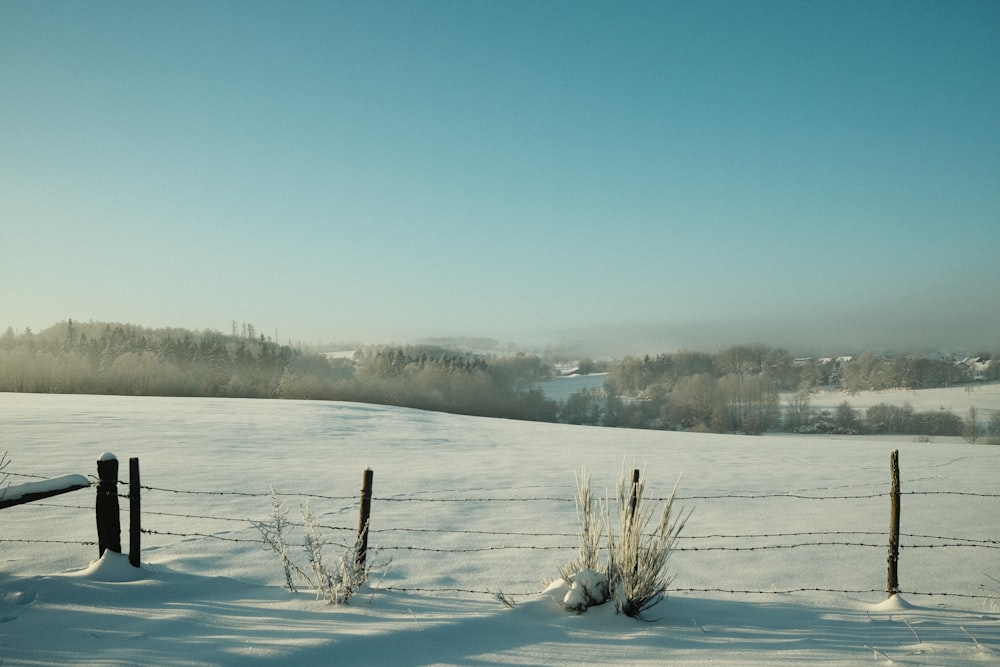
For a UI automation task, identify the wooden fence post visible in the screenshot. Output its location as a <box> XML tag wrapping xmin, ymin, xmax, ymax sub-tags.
<box><xmin>356</xmin><ymin>468</ymin><xmax>374</xmax><ymax>570</ymax></box>
<box><xmin>629</xmin><ymin>468</ymin><xmax>640</xmax><ymax>577</ymax></box>
<box><xmin>887</xmin><ymin>449</ymin><xmax>900</xmax><ymax>598</ymax></box>
<box><xmin>628</xmin><ymin>468</ymin><xmax>640</xmax><ymax>521</ymax></box>
<box><xmin>129</xmin><ymin>457</ymin><xmax>141</xmax><ymax>568</ymax></box>
<box><xmin>96</xmin><ymin>453</ymin><xmax>121</xmax><ymax>557</ymax></box>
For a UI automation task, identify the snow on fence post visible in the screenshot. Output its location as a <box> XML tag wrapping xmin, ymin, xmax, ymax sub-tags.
<box><xmin>96</xmin><ymin>453</ymin><xmax>121</xmax><ymax>557</ymax></box>
<box><xmin>129</xmin><ymin>457</ymin><xmax>141</xmax><ymax>568</ymax></box>
<box><xmin>356</xmin><ymin>468</ymin><xmax>374</xmax><ymax>570</ymax></box>
<box><xmin>887</xmin><ymin>449</ymin><xmax>901</xmax><ymax>598</ymax></box>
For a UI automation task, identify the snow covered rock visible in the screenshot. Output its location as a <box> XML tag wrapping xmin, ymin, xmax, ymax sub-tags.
<box><xmin>561</xmin><ymin>568</ymin><xmax>610</xmax><ymax>613</ymax></box>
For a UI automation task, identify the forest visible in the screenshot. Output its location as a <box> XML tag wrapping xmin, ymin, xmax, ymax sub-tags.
<box><xmin>0</xmin><ymin>321</ymin><xmax>556</xmax><ymax>421</ymax></box>
<box><xmin>584</xmin><ymin>346</ymin><xmax>998</xmax><ymax>438</ymax></box>
<box><xmin>1</xmin><ymin>321</ymin><xmax>997</xmax><ymax>441</ymax></box>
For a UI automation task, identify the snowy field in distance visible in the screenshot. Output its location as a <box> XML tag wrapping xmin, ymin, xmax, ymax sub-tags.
<box><xmin>809</xmin><ymin>382</ymin><xmax>1000</xmax><ymax>422</ymax></box>
<box><xmin>1</xmin><ymin>390</ymin><xmax>998</xmax><ymax>666</ymax></box>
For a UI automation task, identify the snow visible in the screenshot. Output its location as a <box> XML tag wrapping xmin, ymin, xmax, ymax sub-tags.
<box><xmin>0</xmin><ymin>474</ymin><xmax>90</xmax><ymax>504</ymax></box>
<box><xmin>1</xmin><ymin>391</ymin><xmax>998</xmax><ymax>666</ymax></box>
<box><xmin>808</xmin><ymin>382</ymin><xmax>1000</xmax><ymax>421</ymax></box>
<box><xmin>559</xmin><ymin>568</ymin><xmax>610</xmax><ymax>612</ymax></box>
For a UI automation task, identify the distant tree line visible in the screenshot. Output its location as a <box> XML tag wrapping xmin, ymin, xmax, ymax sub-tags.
<box><xmin>2</xmin><ymin>323</ymin><xmax>997</xmax><ymax>442</ymax></box>
<box><xmin>278</xmin><ymin>345</ymin><xmax>558</xmax><ymax>420</ymax></box>
<box><xmin>0</xmin><ymin>320</ymin><xmax>558</xmax><ymax>421</ymax></box>
<box><xmin>561</xmin><ymin>345</ymin><xmax>999</xmax><ymax>441</ymax></box>
<box><xmin>1</xmin><ymin>320</ymin><xmax>298</xmax><ymax>397</ymax></box>
<box><xmin>561</xmin><ymin>346</ymin><xmax>792</xmax><ymax>433</ymax></box>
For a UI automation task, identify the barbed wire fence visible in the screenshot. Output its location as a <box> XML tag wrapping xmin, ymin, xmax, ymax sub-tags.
<box><xmin>4</xmin><ymin>454</ymin><xmax>998</xmax><ymax>604</ymax></box>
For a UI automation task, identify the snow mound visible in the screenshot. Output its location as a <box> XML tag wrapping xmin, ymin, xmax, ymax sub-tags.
<box><xmin>867</xmin><ymin>594</ymin><xmax>915</xmax><ymax>612</ymax></box>
<box><xmin>65</xmin><ymin>551</ymin><xmax>146</xmax><ymax>582</ymax></box>
<box><xmin>561</xmin><ymin>569</ymin><xmax>611</xmax><ymax>613</ymax></box>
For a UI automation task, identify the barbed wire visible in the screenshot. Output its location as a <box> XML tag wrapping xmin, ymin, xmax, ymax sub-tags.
<box><xmin>376</xmin><ymin>585</ymin><xmax>999</xmax><ymax>601</ymax></box>
<box><xmin>138</xmin><ymin>528</ymin><xmax>264</xmax><ymax>543</ymax></box>
<box><xmin>106</xmin><ymin>481</ymin><xmax>1000</xmax><ymax>502</ymax></box>
<box><xmin>120</xmin><ymin>523</ymin><xmax>1000</xmax><ymax>554</ymax></box>
<box><xmin>138</xmin><ymin>507</ymin><xmax>356</xmax><ymax>532</ymax></box>
<box><xmin>672</xmin><ymin>492</ymin><xmax>889</xmax><ymax>500</ymax></box>
<box><xmin>15</xmin><ymin>505</ymin><xmax>995</xmax><ymax>548</ymax></box>
<box><xmin>0</xmin><ymin>537</ymin><xmax>97</xmax><ymax>546</ymax></box>
<box><xmin>379</xmin><ymin>544</ymin><xmax>572</xmax><ymax>553</ymax></box>
<box><xmin>8</xmin><ymin>476</ymin><xmax>998</xmax><ymax>603</ymax></box>
<box><xmin>674</xmin><ymin>587</ymin><xmax>999</xmax><ymax>600</ymax></box>
<box><xmin>138</xmin><ymin>528</ymin><xmax>354</xmax><ymax>550</ymax></box>
<box><xmin>136</xmin><ymin>484</ymin><xmax>269</xmax><ymax>498</ymax></box>
<box><xmin>17</xmin><ymin>491</ymin><xmax>999</xmax><ymax>553</ymax></box>
<box><xmin>903</xmin><ymin>533</ymin><xmax>998</xmax><ymax>545</ymax></box>
<box><xmin>326</xmin><ymin>539</ymin><xmax>1000</xmax><ymax>554</ymax></box>
<box><xmin>8</xmin><ymin>472</ymin><xmax>1000</xmax><ymax>501</ymax></box>
<box><xmin>8</xmin><ymin>501</ymin><xmax>91</xmax><ymax>511</ymax></box>
<box><xmin>373</xmin><ymin>526</ymin><xmax>579</xmax><ymax>538</ymax></box>
<box><xmin>373</xmin><ymin>496</ymin><xmax>576</xmax><ymax>503</ymax></box>
<box><xmin>4</xmin><ymin>471</ymin><xmax>55</xmax><ymax>480</ymax></box>
<box><xmin>902</xmin><ymin>490</ymin><xmax>1000</xmax><ymax>498</ymax></box>
<box><xmin>380</xmin><ymin>585</ymin><xmax>541</xmax><ymax>597</ymax></box>
<box><xmin>15</xmin><ymin>509</ymin><xmax>993</xmax><ymax>557</ymax></box>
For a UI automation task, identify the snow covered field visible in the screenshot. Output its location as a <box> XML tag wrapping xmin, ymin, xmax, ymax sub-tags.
<box><xmin>810</xmin><ymin>382</ymin><xmax>1000</xmax><ymax>422</ymax></box>
<box><xmin>1</xmin><ymin>391</ymin><xmax>998</xmax><ymax>666</ymax></box>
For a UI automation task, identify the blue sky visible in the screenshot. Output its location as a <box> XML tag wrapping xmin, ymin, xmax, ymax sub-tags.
<box><xmin>2</xmin><ymin>1</ymin><xmax>998</xmax><ymax>355</ymax></box>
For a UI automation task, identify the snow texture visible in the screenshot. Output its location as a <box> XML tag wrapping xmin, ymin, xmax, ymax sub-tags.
<box><xmin>560</xmin><ymin>568</ymin><xmax>610</xmax><ymax>612</ymax></box>
<box><xmin>1</xmin><ymin>390</ymin><xmax>999</xmax><ymax>666</ymax></box>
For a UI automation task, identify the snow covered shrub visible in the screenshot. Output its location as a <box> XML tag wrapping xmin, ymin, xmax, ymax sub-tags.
<box><xmin>607</xmin><ymin>469</ymin><xmax>690</xmax><ymax>618</ymax></box>
<box><xmin>301</xmin><ymin>503</ymin><xmax>378</xmax><ymax>605</ymax></box>
<box><xmin>558</xmin><ymin>470</ymin><xmax>611</xmax><ymax>612</ymax></box>
<box><xmin>559</xmin><ymin>466</ymin><xmax>690</xmax><ymax>618</ymax></box>
<box><xmin>255</xmin><ymin>487</ymin><xmax>302</xmax><ymax>592</ymax></box>
<box><xmin>560</xmin><ymin>469</ymin><xmax>603</xmax><ymax>580</ymax></box>
<box><xmin>255</xmin><ymin>489</ymin><xmax>382</xmax><ymax>604</ymax></box>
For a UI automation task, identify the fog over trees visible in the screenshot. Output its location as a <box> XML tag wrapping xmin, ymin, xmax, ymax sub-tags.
<box><xmin>580</xmin><ymin>345</ymin><xmax>997</xmax><ymax>440</ymax></box>
<box><xmin>0</xmin><ymin>320</ymin><xmax>558</xmax><ymax>421</ymax></box>
<box><xmin>1</xmin><ymin>321</ymin><xmax>997</xmax><ymax>442</ymax></box>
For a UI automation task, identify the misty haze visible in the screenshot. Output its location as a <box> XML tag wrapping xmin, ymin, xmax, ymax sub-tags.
<box><xmin>2</xmin><ymin>2</ymin><xmax>998</xmax><ymax>665</ymax></box>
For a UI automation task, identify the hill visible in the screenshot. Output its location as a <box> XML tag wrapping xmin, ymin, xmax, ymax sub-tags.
<box><xmin>1</xmin><ymin>390</ymin><xmax>998</xmax><ymax>665</ymax></box>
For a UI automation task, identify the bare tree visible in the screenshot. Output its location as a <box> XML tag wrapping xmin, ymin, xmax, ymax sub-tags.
<box><xmin>963</xmin><ymin>406</ymin><xmax>980</xmax><ymax>444</ymax></box>
<box><xmin>785</xmin><ymin>390</ymin><xmax>812</xmax><ymax>432</ymax></box>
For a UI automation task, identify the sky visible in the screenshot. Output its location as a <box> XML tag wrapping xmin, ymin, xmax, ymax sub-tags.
<box><xmin>2</xmin><ymin>1</ymin><xmax>998</xmax><ymax>356</ymax></box>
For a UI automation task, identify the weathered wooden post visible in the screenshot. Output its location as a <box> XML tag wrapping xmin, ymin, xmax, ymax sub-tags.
<box><xmin>887</xmin><ymin>449</ymin><xmax>900</xmax><ymax>598</ymax></box>
<box><xmin>628</xmin><ymin>468</ymin><xmax>640</xmax><ymax>521</ymax></box>
<box><xmin>96</xmin><ymin>453</ymin><xmax>121</xmax><ymax>557</ymax></box>
<box><xmin>356</xmin><ymin>468</ymin><xmax>374</xmax><ymax>570</ymax></box>
<box><xmin>129</xmin><ymin>457</ymin><xmax>141</xmax><ymax>568</ymax></box>
<box><xmin>629</xmin><ymin>468</ymin><xmax>640</xmax><ymax>577</ymax></box>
